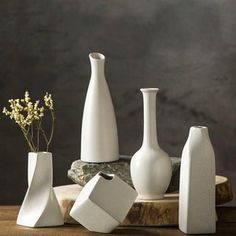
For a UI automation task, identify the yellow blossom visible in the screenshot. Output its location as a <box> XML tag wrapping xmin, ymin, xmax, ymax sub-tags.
<box><xmin>44</xmin><ymin>92</ymin><xmax>54</xmax><ymax>110</ymax></box>
<box><xmin>3</xmin><ymin>91</ymin><xmax>55</xmax><ymax>152</ymax></box>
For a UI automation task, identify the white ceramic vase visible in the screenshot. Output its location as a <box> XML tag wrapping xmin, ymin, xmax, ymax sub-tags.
<box><xmin>81</xmin><ymin>52</ymin><xmax>119</xmax><ymax>163</ymax></box>
<box><xmin>130</xmin><ymin>88</ymin><xmax>172</xmax><ymax>200</ymax></box>
<box><xmin>70</xmin><ymin>172</ymin><xmax>137</xmax><ymax>233</ymax></box>
<box><xmin>17</xmin><ymin>152</ymin><xmax>64</xmax><ymax>227</ymax></box>
<box><xmin>179</xmin><ymin>126</ymin><xmax>216</xmax><ymax>234</ymax></box>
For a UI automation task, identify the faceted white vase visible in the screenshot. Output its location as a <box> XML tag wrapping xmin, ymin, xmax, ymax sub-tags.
<box><xmin>81</xmin><ymin>52</ymin><xmax>119</xmax><ymax>163</ymax></box>
<box><xmin>70</xmin><ymin>172</ymin><xmax>137</xmax><ymax>233</ymax></box>
<box><xmin>179</xmin><ymin>126</ymin><xmax>216</xmax><ymax>234</ymax></box>
<box><xmin>130</xmin><ymin>88</ymin><xmax>172</xmax><ymax>200</ymax></box>
<box><xmin>17</xmin><ymin>152</ymin><xmax>64</xmax><ymax>227</ymax></box>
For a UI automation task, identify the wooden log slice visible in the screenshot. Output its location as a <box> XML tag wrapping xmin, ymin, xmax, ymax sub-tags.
<box><xmin>54</xmin><ymin>175</ymin><xmax>233</xmax><ymax>226</ymax></box>
<box><xmin>215</xmin><ymin>176</ymin><xmax>233</xmax><ymax>205</ymax></box>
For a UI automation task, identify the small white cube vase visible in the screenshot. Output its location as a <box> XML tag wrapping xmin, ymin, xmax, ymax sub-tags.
<box><xmin>70</xmin><ymin>172</ymin><xmax>138</xmax><ymax>233</ymax></box>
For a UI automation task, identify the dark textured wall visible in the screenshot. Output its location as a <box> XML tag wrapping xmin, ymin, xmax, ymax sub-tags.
<box><xmin>0</xmin><ymin>0</ymin><xmax>235</xmax><ymax>205</ymax></box>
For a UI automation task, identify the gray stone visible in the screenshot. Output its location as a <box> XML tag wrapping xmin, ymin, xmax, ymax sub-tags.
<box><xmin>68</xmin><ymin>155</ymin><xmax>181</xmax><ymax>193</ymax></box>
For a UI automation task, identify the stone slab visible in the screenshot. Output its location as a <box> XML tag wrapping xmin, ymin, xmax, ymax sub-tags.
<box><xmin>68</xmin><ymin>155</ymin><xmax>181</xmax><ymax>193</ymax></box>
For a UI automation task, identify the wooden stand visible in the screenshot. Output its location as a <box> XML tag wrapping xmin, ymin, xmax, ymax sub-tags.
<box><xmin>54</xmin><ymin>175</ymin><xmax>233</xmax><ymax>226</ymax></box>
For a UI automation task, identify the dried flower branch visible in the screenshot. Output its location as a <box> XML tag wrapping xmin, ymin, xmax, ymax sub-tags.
<box><xmin>2</xmin><ymin>91</ymin><xmax>55</xmax><ymax>152</ymax></box>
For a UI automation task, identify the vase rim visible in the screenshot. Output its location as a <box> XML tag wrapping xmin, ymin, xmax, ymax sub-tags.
<box><xmin>191</xmin><ymin>126</ymin><xmax>208</xmax><ymax>129</ymax></box>
<box><xmin>89</xmin><ymin>52</ymin><xmax>105</xmax><ymax>61</ymax></box>
<box><xmin>28</xmin><ymin>151</ymin><xmax>52</xmax><ymax>154</ymax></box>
<box><xmin>98</xmin><ymin>172</ymin><xmax>114</xmax><ymax>180</ymax></box>
<box><xmin>140</xmin><ymin>88</ymin><xmax>160</xmax><ymax>92</ymax></box>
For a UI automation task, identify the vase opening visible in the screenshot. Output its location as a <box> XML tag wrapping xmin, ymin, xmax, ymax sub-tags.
<box><xmin>28</xmin><ymin>151</ymin><xmax>52</xmax><ymax>154</ymax></box>
<box><xmin>89</xmin><ymin>52</ymin><xmax>105</xmax><ymax>60</ymax></box>
<box><xmin>192</xmin><ymin>126</ymin><xmax>207</xmax><ymax>129</ymax></box>
<box><xmin>98</xmin><ymin>172</ymin><xmax>114</xmax><ymax>181</ymax></box>
<box><xmin>140</xmin><ymin>88</ymin><xmax>160</xmax><ymax>93</ymax></box>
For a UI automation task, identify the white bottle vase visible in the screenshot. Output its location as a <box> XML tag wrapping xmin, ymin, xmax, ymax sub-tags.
<box><xmin>81</xmin><ymin>52</ymin><xmax>119</xmax><ymax>163</ymax></box>
<box><xmin>17</xmin><ymin>152</ymin><xmax>64</xmax><ymax>227</ymax></box>
<box><xmin>130</xmin><ymin>88</ymin><xmax>172</xmax><ymax>200</ymax></box>
<box><xmin>179</xmin><ymin>126</ymin><xmax>216</xmax><ymax>234</ymax></box>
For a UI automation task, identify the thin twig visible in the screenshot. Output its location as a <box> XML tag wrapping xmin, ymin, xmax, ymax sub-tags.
<box><xmin>36</xmin><ymin>120</ymin><xmax>41</xmax><ymax>152</ymax></box>
<box><xmin>26</xmin><ymin>126</ymin><xmax>30</xmax><ymax>135</ymax></box>
<box><xmin>28</xmin><ymin>129</ymin><xmax>36</xmax><ymax>151</ymax></box>
<box><xmin>39</xmin><ymin>123</ymin><xmax>49</xmax><ymax>146</ymax></box>
<box><xmin>46</xmin><ymin>109</ymin><xmax>55</xmax><ymax>151</ymax></box>
<box><xmin>31</xmin><ymin>123</ymin><xmax>34</xmax><ymax>140</ymax></box>
<box><xmin>20</xmin><ymin>127</ymin><xmax>35</xmax><ymax>152</ymax></box>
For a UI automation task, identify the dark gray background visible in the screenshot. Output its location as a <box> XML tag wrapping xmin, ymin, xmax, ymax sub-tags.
<box><xmin>0</xmin><ymin>0</ymin><xmax>235</xmax><ymax>205</ymax></box>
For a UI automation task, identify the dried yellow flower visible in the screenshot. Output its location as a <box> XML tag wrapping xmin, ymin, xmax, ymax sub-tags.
<box><xmin>3</xmin><ymin>91</ymin><xmax>55</xmax><ymax>152</ymax></box>
<box><xmin>44</xmin><ymin>92</ymin><xmax>54</xmax><ymax>110</ymax></box>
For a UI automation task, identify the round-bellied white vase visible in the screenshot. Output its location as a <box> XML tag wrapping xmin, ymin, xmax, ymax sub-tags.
<box><xmin>81</xmin><ymin>52</ymin><xmax>119</xmax><ymax>163</ymax></box>
<box><xmin>17</xmin><ymin>152</ymin><xmax>64</xmax><ymax>227</ymax></box>
<box><xmin>179</xmin><ymin>126</ymin><xmax>216</xmax><ymax>234</ymax></box>
<box><xmin>130</xmin><ymin>88</ymin><xmax>172</xmax><ymax>200</ymax></box>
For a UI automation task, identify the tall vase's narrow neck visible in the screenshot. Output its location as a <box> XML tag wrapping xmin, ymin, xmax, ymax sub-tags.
<box><xmin>89</xmin><ymin>52</ymin><xmax>105</xmax><ymax>79</ymax></box>
<box><xmin>141</xmin><ymin>88</ymin><xmax>159</xmax><ymax>148</ymax></box>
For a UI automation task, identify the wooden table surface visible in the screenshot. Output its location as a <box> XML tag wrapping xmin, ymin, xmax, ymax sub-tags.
<box><xmin>0</xmin><ymin>206</ymin><xmax>236</xmax><ymax>236</ymax></box>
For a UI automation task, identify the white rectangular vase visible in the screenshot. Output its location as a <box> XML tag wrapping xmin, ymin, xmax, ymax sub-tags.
<box><xmin>179</xmin><ymin>126</ymin><xmax>216</xmax><ymax>234</ymax></box>
<box><xmin>70</xmin><ymin>172</ymin><xmax>138</xmax><ymax>233</ymax></box>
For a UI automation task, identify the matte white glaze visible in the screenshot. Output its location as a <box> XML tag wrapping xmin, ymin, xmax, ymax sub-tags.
<box><xmin>179</xmin><ymin>126</ymin><xmax>216</xmax><ymax>234</ymax></box>
<box><xmin>70</xmin><ymin>172</ymin><xmax>137</xmax><ymax>233</ymax></box>
<box><xmin>81</xmin><ymin>52</ymin><xmax>119</xmax><ymax>163</ymax></box>
<box><xmin>17</xmin><ymin>152</ymin><xmax>64</xmax><ymax>227</ymax></box>
<box><xmin>130</xmin><ymin>88</ymin><xmax>172</xmax><ymax>200</ymax></box>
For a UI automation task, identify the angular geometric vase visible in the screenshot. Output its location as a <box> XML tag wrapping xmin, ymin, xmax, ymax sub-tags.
<box><xmin>17</xmin><ymin>152</ymin><xmax>64</xmax><ymax>227</ymax></box>
<box><xmin>130</xmin><ymin>88</ymin><xmax>172</xmax><ymax>200</ymax></box>
<box><xmin>179</xmin><ymin>126</ymin><xmax>216</xmax><ymax>234</ymax></box>
<box><xmin>70</xmin><ymin>172</ymin><xmax>137</xmax><ymax>233</ymax></box>
<box><xmin>81</xmin><ymin>52</ymin><xmax>119</xmax><ymax>163</ymax></box>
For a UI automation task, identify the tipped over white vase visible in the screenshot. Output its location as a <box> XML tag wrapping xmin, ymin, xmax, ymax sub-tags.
<box><xmin>130</xmin><ymin>88</ymin><xmax>172</xmax><ymax>200</ymax></box>
<box><xmin>70</xmin><ymin>172</ymin><xmax>137</xmax><ymax>233</ymax></box>
<box><xmin>17</xmin><ymin>152</ymin><xmax>64</xmax><ymax>227</ymax></box>
<box><xmin>179</xmin><ymin>126</ymin><xmax>216</xmax><ymax>234</ymax></box>
<box><xmin>80</xmin><ymin>52</ymin><xmax>119</xmax><ymax>163</ymax></box>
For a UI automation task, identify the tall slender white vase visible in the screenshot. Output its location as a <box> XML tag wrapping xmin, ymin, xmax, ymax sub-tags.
<box><xmin>81</xmin><ymin>52</ymin><xmax>119</xmax><ymax>163</ymax></box>
<box><xmin>17</xmin><ymin>152</ymin><xmax>64</xmax><ymax>227</ymax></box>
<box><xmin>179</xmin><ymin>126</ymin><xmax>216</xmax><ymax>234</ymax></box>
<box><xmin>130</xmin><ymin>88</ymin><xmax>172</xmax><ymax>200</ymax></box>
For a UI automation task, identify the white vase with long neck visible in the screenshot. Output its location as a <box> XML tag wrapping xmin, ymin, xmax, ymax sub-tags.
<box><xmin>130</xmin><ymin>88</ymin><xmax>172</xmax><ymax>200</ymax></box>
<box><xmin>179</xmin><ymin>126</ymin><xmax>216</xmax><ymax>234</ymax></box>
<box><xmin>17</xmin><ymin>152</ymin><xmax>64</xmax><ymax>227</ymax></box>
<box><xmin>81</xmin><ymin>52</ymin><xmax>119</xmax><ymax>163</ymax></box>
